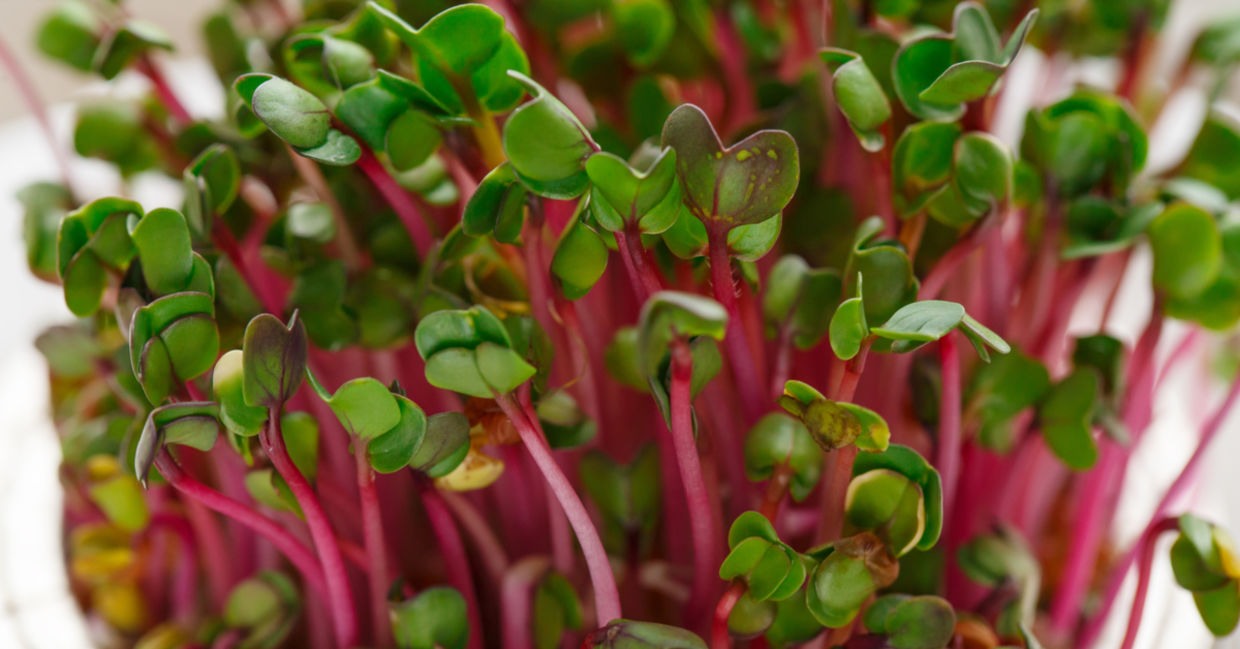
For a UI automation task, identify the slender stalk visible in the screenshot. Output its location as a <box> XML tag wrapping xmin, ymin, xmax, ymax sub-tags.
<box><xmin>420</xmin><ymin>484</ymin><xmax>486</xmax><ymax>649</ymax></box>
<box><xmin>501</xmin><ymin>557</ymin><xmax>551</xmax><ymax>649</ymax></box>
<box><xmin>816</xmin><ymin>344</ymin><xmax>870</xmax><ymax>542</ymax></box>
<box><xmin>153</xmin><ymin>448</ymin><xmax>326</xmax><ymax>591</ymax></box>
<box><xmin>938</xmin><ymin>333</ymin><xmax>962</xmax><ymax>516</ymax></box>
<box><xmin>260</xmin><ymin>410</ymin><xmax>357</xmax><ymax>649</ymax></box>
<box><xmin>136</xmin><ymin>56</ymin><xmax>193</xmax><ymax>126</ymax></box>
<box><xmin>1118</xmin><ymin>517</ymin><xmax>1180</xmax><ymax>649</ymax></box>
<box><xmin>0</xmin><ymin>35</ymin><xmax>76</xmax><ymax>194</ymax></box>
<box><xmin>669</xmin><ymin>341</ymin><xmax>721</xmax><ymax>621</ymax></box>
<box><xmin>181</xmin><ymin>496</ymin><xmax>233</xmax><ymax>610</ymax></box>
<box><xmin>356</xmin><ymin>149</ymin><xmax>435</xmax><ymax>256</ymax></box>
<box><xmin>353</xmin><ymin>440</ymin><xmax>392</xmax><ymax>648</ymax></box>
<box><xmin>494</xmin><ymin>393</ymin><xmax>622</xmax><ymax>626</ymax></box>
<box><xmin>1081</xmin><ymin>335</ymin><xmax>1229</xmax><ymax>647</ymax></box>
<box><xmin>440</xmin><ymin>490</ymin><xmax>510</xmax><ymax>583</ymax></box>
<box><xmin>287</xmin><ymin>147</ymin><xmax>364</xmax><ymax>271</ymax></box>
<box><xmin>711</xmin><ymin>581</ymin><xmax>746</xmax><ymax>649</ymax></box>
<box><xmin>615</xmin><ymin>228</ymin><xmax>664</xmax><ymax>300</ymax></box>
<box><xmin>213</xmin><ymin>222</ymin><xmax>285</xmax><ymax>315</ymax></box>
<box><xmin>707</xmin><ymin>228</ymin><xmax>765</xmax><ymax>422</ymax></box>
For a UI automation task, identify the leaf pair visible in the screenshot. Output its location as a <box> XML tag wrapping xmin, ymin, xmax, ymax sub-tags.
<box><xmin>637</xmin><ymin>292</ymin><xmax>727</xmax><ymax>424</ymax></box>
<box><xmin>805</xmin><ymin>532</ymin><xmax>900</xmax><ymax>628</ymax></box>
<box><xmin>721</xmin><ymin>512</ymin><xmax>808</xmax><ymax>602</ymax></box>
<box><xmin>870</xmin><ymin>299</ymin><xmax>1009</xmax><ymax>361</ymax></box>
<box><xmin>414</xmin><ymin>306</ymin><xmax>537</xmax><ymax>398</ymax></box>
<box><xmin>892</xmin><ymin>2</ymin><xmax>1037</xmax><ymax>120</ymax></box>
<box><xmin>892</xmin><ymin>123</ymin><xmax>1013</xmax><ymax>226</ymax></box>
<box><xmin>1171</xmin><ymin>515</ymin><xmax>1240</xmax><ymax>636</ymax></box>
<box><xmin>37</xmin><ymin>2</ymin><xmax>173</xmax><ymax>80</ymax></box>
<box><xmin>235</xmin><ymin>74</ymin><xmax>361</xmax><ymax>165</ymax></box>
<box><xmin>1020</xmin><ymin>90</ymin><xmax>1147</xmax><ymax>199</ymax></box>
<box><xmin>762</xmin><ymin>256</ymin><xmax>842</xmax><ymax>350</ymax></box>
<box><xmin>130</xmin><ymin>293</ymin><xmax>220</xmax><ymax>404</ymax></box>
<box><xmin>849</xmin><ymin>445</ymin><xmax>944</xmax><ymax>554</ymax></box>
<box><xmin>861</xmin><ymin>595</ymin><xmax>957</xmax><ymax>649</ymax></box>
<box><xmin>777</xmin><ymin>380</ymin><xmax>890</xmax><ymax>452</ymax></box>
<box><xmin>743</xmin><ymin>414</ymin><xmax>823</xmax><ymax>501</ymax></box>
<box><xmin>367</xmin><ymin>2</ymin><xmax>529</xmax><ymax>116</ymax></box>
<box><xmin>336</xmin><ymin>70</ymin><xmax>453</xmax><ymax>172</ymax></box>
<box><xmin>134</xmin><ymin>401</ymin><xmax>222</xmax><ymax>486</ymax></box>
<box><xmin>659</xmin><ymin>104</ymin><xmax>798</xmax><ymax>260</ymax></box>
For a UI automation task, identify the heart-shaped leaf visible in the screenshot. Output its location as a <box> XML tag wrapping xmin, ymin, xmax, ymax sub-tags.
<box><xmin>586</xmin><ymin>147</ymin><xmax>681</xmax><ymax>234</ymax></box>
<box><xmin>661</xmin><ymin>104</ymin><xmax>799</xmax><ymax>231</ymax></box>
<box><xmin>242</xmin><ymin>313</ymin><xmax>308</xmax><ymax>409</ymax></box>
<box><xmin>743</xmin><ymin>413</ymin><xmax>823</xmax><ymax>501</ymax></box>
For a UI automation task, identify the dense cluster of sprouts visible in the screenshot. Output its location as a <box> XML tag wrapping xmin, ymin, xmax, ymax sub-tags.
<box><xmin>12</xmin><ymin>0</ymin><xmax>1240</xmax><ymax>648</ymax></box>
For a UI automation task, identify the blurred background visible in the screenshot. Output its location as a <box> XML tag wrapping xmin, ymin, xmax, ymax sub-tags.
<box><xmin>1</xmin><ymin>1</ymin><xmax>1239</xmax><ymax>647</ymax></box>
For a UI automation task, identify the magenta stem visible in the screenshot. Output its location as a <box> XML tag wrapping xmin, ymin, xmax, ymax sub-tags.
<box><xmin>1118</xmin><ymin>517</ymin><xmax>1180</xmax><ymax>649</ymax></box>
<box><xmin>440</xmin><ymin>490</ymin><xmax>510</xmax><ymax>583</ymax></box>
<box><xmin>153</xmin><ymin>448</ymin><xmax>326</xmax><ymax>591</ymax></box>
<box><xmin>137</xmin><ymin>56</ymin><xmax>193</xmax><ymax>127</ymax></box>
<box><xmin>494</xmin><ymin>392</ymin><xmax>622</xmax><ymax>625</ymax></box>
<box><xmin>614</xmin><ymin>229</ymin><xmax>663</xmax><ymax>301</ymax></box>
<box><xmin>669</xmin><ymin>341</ymin><xmax>720</xmax><ymax>622</ymax></box>
<box><xmin>356</xmin><ymin>150</ymin><xmax>435</xmax><ymax>257</ymax></box>
<box><xmin>707</xmin><ymin>228</ymin><xmax>764</xmax><ymax>422</ymax></box>
<box><xmin>354</xmin><ymin>440</ymin><xmax>392</xmax><ymax>648</ymax></box>
<box><xmin>180</xmin><ymin>494</ymin><xmax>233</xmax><ymax>610</ymax></box>
<box><xmin>501</xmin><ymin>557</ymin><xmax>551</xmax><ymax>649</ymax></box>
<box><xmin>1081</xmin><ymin>333</ymin><xmax>1226</xmax><ymax>647</ymax></box>
<box><xmin>260</xmin><ymin>411</ymin><xmax>357</xmax><ymax>649</ymax></box>
<box><xmin>937</xmin><ymin>333</ymin><xmax>962</xmax><ymax>517</ymax></box>
<box><xmin>420</xmin><ymin>485</ymin><xmax>486</xmax><ymax>649</ymax></box>
<box><xmin>0</xmin><ymin>35</ymin><xmax>76</xmax><ymax>194</ymax></box>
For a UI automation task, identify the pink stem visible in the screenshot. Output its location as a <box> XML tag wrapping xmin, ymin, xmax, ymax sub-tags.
<box><xmin>937</xmin><ymin>333</ymin><xmax>962</xmax><ymax>517</ymax></box>
<box><xmin>1050</xmin><ymin>310</ymin><xmax>1163</xmax><ymax>636</ymax></box>
<box><xmin>668</xmin><ymin>341</ymin><xmax>721</xmax><ymax>623</ymax></box>
<box><xmin>615</xmin><ymin>229</ymin><xmax>663</xmax><ymax>300</ymax></box>
<box><xmin>1118</xmin><ymin>517</ymin><xmax>1181</xmax><ymax>649</ymax></box>
<box><xmin>0</xmin><ymin>35</ymin><xmax>75</xmax><ymax>194</ymax></box>
<box><xmin>494</xmin><ymin>393</ymin><xmax>622</xmax><ymax>625</ymax></box>
<box><xmin>420</xmin><ymin>485</ymin><xmax>486</xmax><ymax>649</ymax></box>
<box><xmin>707</xmin><ymin>228</ymin><xmax>765</xmax><ymax>422</ymax></box>
<box><xmin>181</xmin><ymin>495</ymin><xmax>233</xmax><ymax>610</ymax></box>
<box><xmin>440</xmin><ymin>490</ymin><xmax>510</xmax><ymax>583</ymax></box>
<box><xmin>1081</xmin><ymin>334</ymin><xmax>1228</xmax><ymax>647</ymax></box>
<box><xmin>153</xmin><ymin>448</ymin><xmax>326</xmax><ymax>591</ymax></box>
<box><xmin>356</xmin><ymin>149</ymin><xmax>435</xmax><ymax>257</ymax></box>
<box><xmin>354</xmin><ymin>440</ymin><xmax>392</xmax><ymax>648</ymax></box>
<box><xmin>501</xmin><ymin>557</ymin><xmax>551</xmax><ymax>649</ymax></box>
<box><xmin>137</xmin><ymin>56</ymin><xmax>193</xmax><ymax>127</ymax></box>
<box><xmin>260</xmin><ymin>411</ymin><xmax>357</xmax><ymax>649</ymax></box>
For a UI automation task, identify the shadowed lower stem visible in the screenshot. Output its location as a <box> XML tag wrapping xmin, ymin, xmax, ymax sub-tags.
<box><xmin>261</xmin><ymin>410</ymin><xmax>357</xmax><ymax>649</ymax></box>
<box><xmin>494</xmin><ymin>392</ymin><xmax>622</xmax><ymax>626</ymax></box>
<box><xmin>670</xmin><ymin>340</ymin><xmax>720</xmax><ymax>623</ymax></box>
<box><xmin>153</xmin><ymin>448</ymin><xmax>326</xmax><ymax>591</ymax></box>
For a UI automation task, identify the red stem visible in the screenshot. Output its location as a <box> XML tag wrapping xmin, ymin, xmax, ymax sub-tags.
<box><xmin>181</xmin><ymin>495</ymin><xmax>233</xmax><ymax>610</ymax></box>
<box><xmin>1118</xmin><ymin>517</ymin><xmax>1181</xmax><ymax>649</ymax></box>
<box><xmin>615</xmin><ymin>229</ymin><xmax>663</xmax><ymax>300</ymax></box>
<box><xmin>494</xmin><ymin>393</ymin><xmax>622</xmax><ymax>625</ymax></box>
<box><xmin>354</xmin><ymin>441</ymin><xmax>392</xmax><ymax>648</ymax></box>
<box><xmin>153</xmin><ymin>448</ymin><xmax>326</xmax><ymax>591</ymax></box>
<box><xmin>670</xmin><ymin>341</ymin><xmax>721</xmax><ymax>622</ymax></box>
<box><xmin>136</xmin><ymin>56</ymin><xmax>193</xmax><ymax>127</ymax></box>
<box><xmin>937</xmin><ymin>333</ymin><xmax>962</xmax><ymax>517</ymax></box>
<box><xmin>712</xmin><ymin>581</ymin><xmax>746</xmax><ymax>649</ymax></box>
<box><xmin>708</xmin><ymin>228</ymin><xmax>765</xmax><ymax>422</ymax></box>
<box><xmin>0</xmin><ymin>35</ymin><xmax>76</xmax><ymax>194</ymax></box>
<box><xmin>420</xmin><ymin>485</ymin><xmax>486</xmax><ymax>649</ymax></box>
<box><xmin>501</xmin><ymin>557</ymin><xmax>551</xmax><ymax>649</ymax></box>
<box><xmin>440</xmin><ymin>490</ymin><xmax>510</xmax><ymax>583</ymax></box>
<box><xmin>356</xmin><ymin>149</ymin><xmax>435</xmax><ymax>256</ymax></box>
<box><xmin>260</xmin><ymin>411</ymin><xmax>357</xmax><ymax>649</ymax></box>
